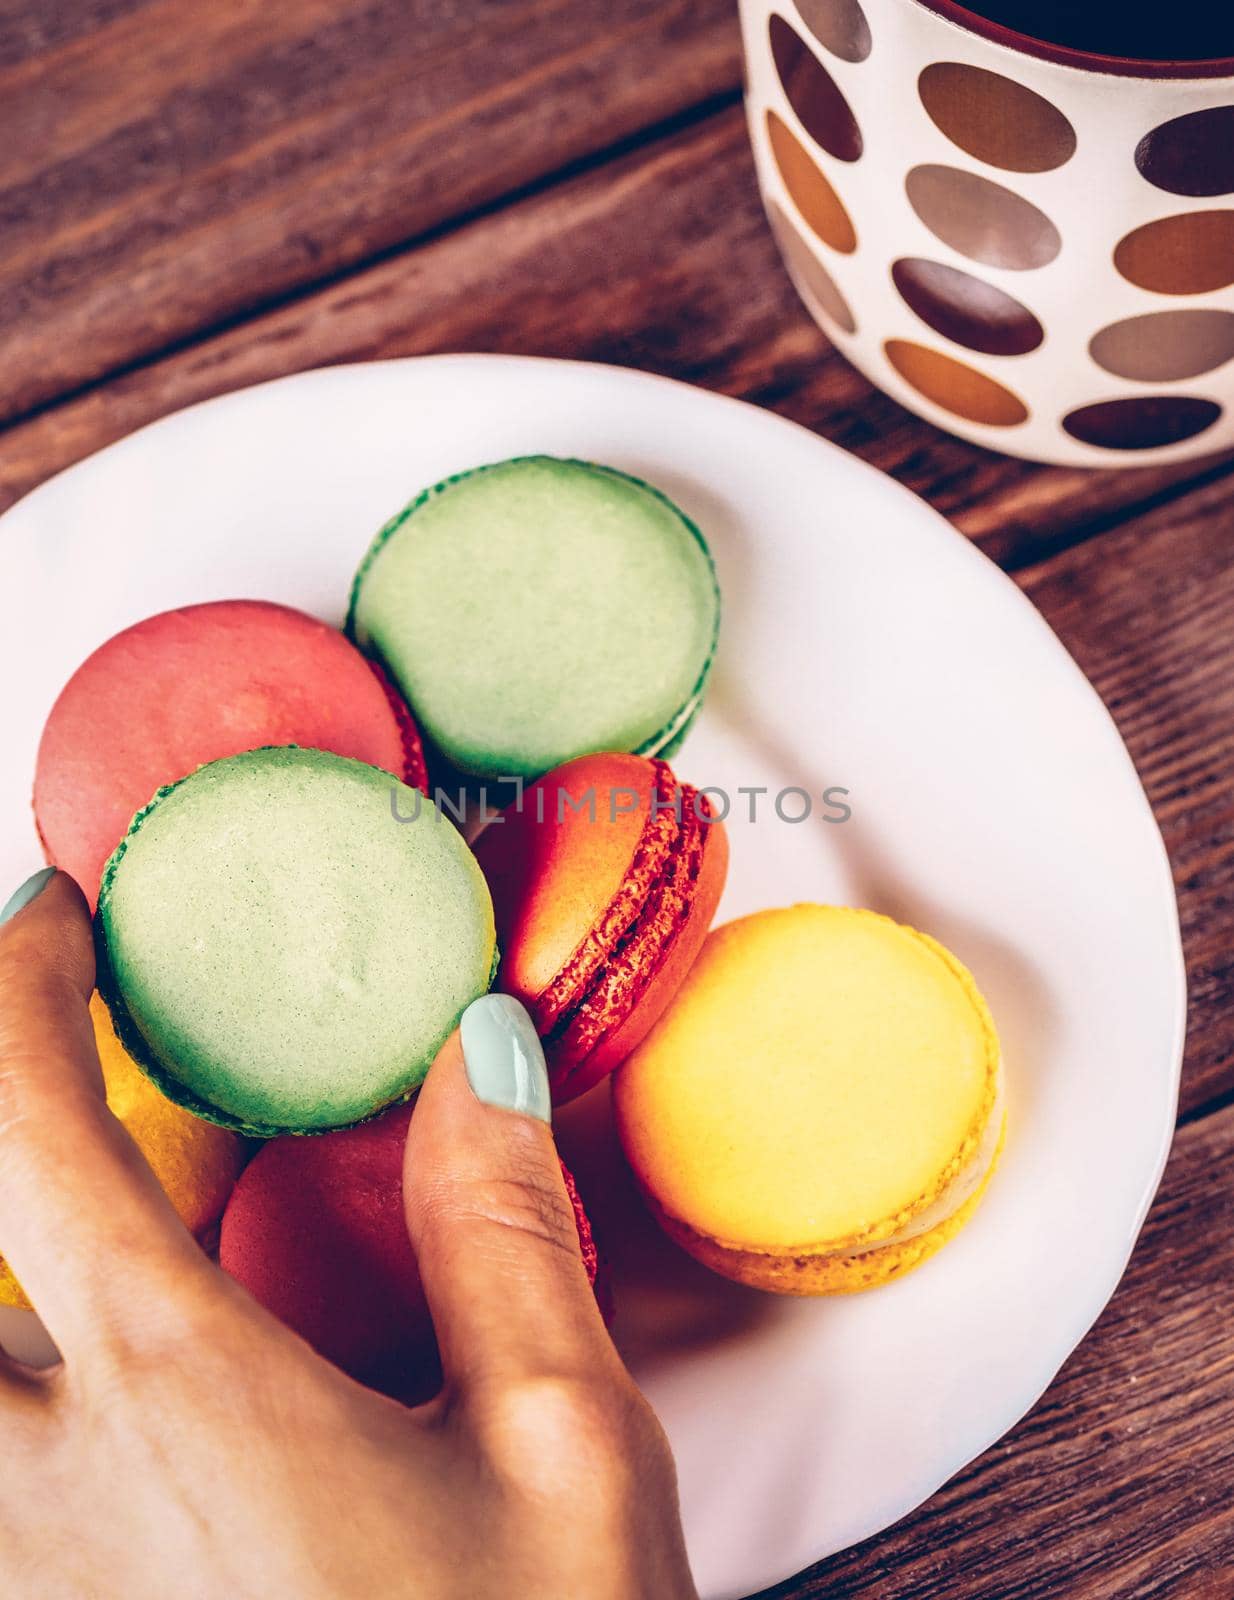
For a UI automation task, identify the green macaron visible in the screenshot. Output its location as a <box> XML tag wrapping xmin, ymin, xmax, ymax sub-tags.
<box><xmin>96</xmin><ymin>747</ymin><xmax>496</xmax><ymax>1136</ymax></box>
<box><xmin>347</xmin><ymin>456</ymin><xmax>720</xmax><ymax>781</ymax></box>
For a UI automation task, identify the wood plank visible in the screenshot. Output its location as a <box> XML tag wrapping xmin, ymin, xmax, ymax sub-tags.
<box><xmin>757</xmin><ymin>1100</ymin><xmax>1234</xmax><ymax>1599</ymax></box>
<box><xmin>0</xmin><ymin>0</ymin><xmax>742</xmax><ymax>422</ymax></box>
<box><xmin>2</xmin><ymin>107</ymin><xmax>1228</xmax><ymax>555</ymax></box>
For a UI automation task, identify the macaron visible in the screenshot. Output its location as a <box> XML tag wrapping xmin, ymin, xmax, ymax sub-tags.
<box><xmin>96</xmin><ymin>747</ymin><xmax>496</xmax><ymax>1136</ymax></box>
<box><xmin>35</xmin><ymin>599</ymin><xmax>427</xmax><ymax>907</ymax></box>
<box><xmin>473</xmin><ymin>752</ymin><xmax>728</xmax><ymax>1103</ymax></box>
<box><xmin>614</xmin><ymin>905</ymin><xmax>1005</xmax><ymax>1294</ymax></box>
<box><xmin>218</xmin><ymin>1102</ymin><xmax>599</xmax><ymax>1400</ymax></box>
<box><xmin>0</xmin><ymin>994</ymin><xmax>244</xmax><ymax>1311</ymax></box>
<box><xmin>347</xmin><ymin>456</ymin><xmax>720</xmax><ymax>781</ymax></box>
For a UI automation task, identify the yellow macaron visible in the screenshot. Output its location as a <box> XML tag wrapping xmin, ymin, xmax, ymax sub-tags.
<box><xmin>613</xmin><ymin>904</ymin><xmax>1005</xmax><ymax>1293</ymax></box>
<box><xmin>0</xmin><ymin>994</ymin><xmax>245</xmax><ymax>1310</ymax></box>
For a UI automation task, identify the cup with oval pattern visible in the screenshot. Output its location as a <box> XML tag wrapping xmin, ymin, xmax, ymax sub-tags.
<box><xmin>742</xmin><ymin>0</ymin><xmax>1234</xmax><ymax>464</ymax></box>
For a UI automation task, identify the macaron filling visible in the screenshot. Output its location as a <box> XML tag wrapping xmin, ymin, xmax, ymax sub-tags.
<box><xmin>368</xmin><ymin>658</ymin><xmax>429</xmax><ymax>793</ymax></box>
<box><xmin>550</xmin><ymin>784</ymin><xmax>709</xmax><ymax>1078</ymax></box>
<box><xmin>533</xmin><ymin>760</ymin><xmax>682</xmax><ymax>1034</ymax></box>
<box><xmin>97</xmin><ymin>747</ymin><xmax>496</xmax><ymax>1135</ymax></box>
<box><xmin>536</xmin><ymin>763</ymin><xmax>712</xmax><ymax>1090</ymax></box>
<box><xmin>833</xmin><ymin>1074</ymin><xmax>1005</xmax><ymax>1259</ymax></box>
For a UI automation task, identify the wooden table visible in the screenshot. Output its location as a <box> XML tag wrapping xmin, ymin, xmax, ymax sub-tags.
<box><xmin>6</xmin><ymin>4</ymin><xmax>1233</xmax><ymax>1594</ymax></box>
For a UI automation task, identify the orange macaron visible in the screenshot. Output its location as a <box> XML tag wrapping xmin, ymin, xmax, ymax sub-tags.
<box><xmin>473</xmin><ymin>752</ymin><xmax>728</xmax><ymax>1102</ymax></box>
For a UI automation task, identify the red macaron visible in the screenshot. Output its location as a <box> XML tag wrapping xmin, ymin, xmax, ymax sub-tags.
<box><xmin>473</xmin><ymin>752</ymin><xmax>729</xmax><ymax>1103</ymax></box>
<box><xmin>34</xmin><ymin>599</ymin><xmax>427</xmax><ymax>906</ymax></box>
<box><xmin>219</xmin><ymin>1103</ymin><xmax>599</xmax><ymax>1401</ymax></box>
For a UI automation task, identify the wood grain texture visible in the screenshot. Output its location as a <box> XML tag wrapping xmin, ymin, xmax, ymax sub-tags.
<box><xmin>0</xmin><ymin>0</ymin><xmax>148</xmax><ymax>67</ymax></box>
<box><xmin>753</xmin><ymin>1102</ymin><xmax>1234</xmax><ymax>1599</ymax></box>
<box><xmin>0</xmin><ymin>0</ymin><xmax>741</xmax><ymax>423</ymax></box>
<box><xmin>3</xmin><ymin>107</ymin><xmax>1229</xmax><ymax>562</ymax></box>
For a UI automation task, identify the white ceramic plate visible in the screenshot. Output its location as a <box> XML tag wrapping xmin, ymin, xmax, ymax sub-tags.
<box><xmin>0</xmin><ymin>357</ymin><xmax>1184</xmax><ymax>1599</ymax></box>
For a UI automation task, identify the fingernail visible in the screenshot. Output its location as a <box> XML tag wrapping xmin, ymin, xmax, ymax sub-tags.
<box><xmin>0</xmin><ymin>867</ymin><xmax>56</xmax><ymax>927</ymax></box>
<box><xmin>460</xmin><ymin>994</ymin><xmax>551</xmax><ymax>1123</ymax></box>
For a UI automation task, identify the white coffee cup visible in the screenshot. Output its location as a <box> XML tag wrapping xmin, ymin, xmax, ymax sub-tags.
<box><xmin>742</xmin><ymin>0</ymin><xmax>1234</xmax><ymax>464</ymax></box>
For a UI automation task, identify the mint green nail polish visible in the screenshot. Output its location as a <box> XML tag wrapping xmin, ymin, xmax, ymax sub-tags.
<box><xmin>0</xmin><ymin>867</ymin><xmax>56</xmax><ymax>927</ymax></box>
<box><xmin>460</xmin><ymin>993</ymin><xmax>551</xmax><ymax>1123</ymax></box>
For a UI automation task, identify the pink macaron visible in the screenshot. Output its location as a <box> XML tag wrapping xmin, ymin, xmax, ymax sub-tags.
<box><xmin>34</xmin><ymin>599</ymin><xmax>427</xmax><ymax>905</ymax></box>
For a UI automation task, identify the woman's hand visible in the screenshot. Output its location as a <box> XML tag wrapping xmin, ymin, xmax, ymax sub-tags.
<box><xmin>0</xmin><ymin>870</ymin><xmax>697</xmax><ymax>1600</ymax></box>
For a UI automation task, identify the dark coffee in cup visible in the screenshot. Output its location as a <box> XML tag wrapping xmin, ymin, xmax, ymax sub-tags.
<box><xmin>952</xmin><ymin>1</ymin><xmax>1234</xmax><ymax>60</ymax></box>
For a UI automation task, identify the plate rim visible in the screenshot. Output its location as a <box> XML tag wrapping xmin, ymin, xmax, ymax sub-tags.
<box><xmin>0</xmin><ymin>353</ymin><xmax>1188</xmax><ymax>1594</ymax></box>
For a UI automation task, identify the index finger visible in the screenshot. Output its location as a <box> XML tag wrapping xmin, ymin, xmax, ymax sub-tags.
<box><xmin>0</xmin><ymin>869</ymin><xmax>214</xmax><ymax>1358</ymax></box>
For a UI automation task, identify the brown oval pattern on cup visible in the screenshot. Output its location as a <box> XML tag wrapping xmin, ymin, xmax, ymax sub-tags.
<box><xmin>1135</xmin><ymin>107</ymin><xmax>1234</xmax><ymax>199</ymax></box>
<box><xmin>885</xmin><ymin>338</ymin><xmax>1029</xmax><ymax>425</ymax></box>
<box><xmin>769</xmin><ymin>203</ymin><xmax>858</xmax><ymax>332</ymax></box>
<box><xmin>793</xmin><ymin>0</ymin><xmax>872</xmax><ymax>63</ymax></box>
<box><xmin>918</xmin><ymin>63</ymin><xmax>1076</xmax><ymax>174</ymax></box>
<box><xmin>1114</xmin><ymin>210</ymin><xmax>1234</xmax><ymax>295</ymax></box>
<box><xmin>767</xmin><ymin>110</ymin><xmax>858</xmax><ymax>253</ymax></box>
<box><xmin>906</xmin><ymin>165</ymin><xmax>1061</xmax><ymax>270</ymax></box>
<box><xmin>892</xmin><ymin>258</ymin><xmax>1043</xmax><ymax>355</ymax></box>
<box><xmin>1062</xmin><ymin>396</ymin><xmax>1221</xmax><ymax>451</ymax></box>
<box><xmin>770</xmin><ymin>14</ymin><xmax>864</xmax><ymax>162</ymax></box>
<box><xmin>1089</xmin><ymin>310</ymin><xmax>1234</xmax><ymax>383</ymax></box>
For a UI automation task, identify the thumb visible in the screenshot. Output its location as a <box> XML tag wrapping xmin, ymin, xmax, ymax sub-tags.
<box><xmin>403</xmin><ymin>995</ymin><xmax>614</xmax><ymax>1401</ymax></box>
